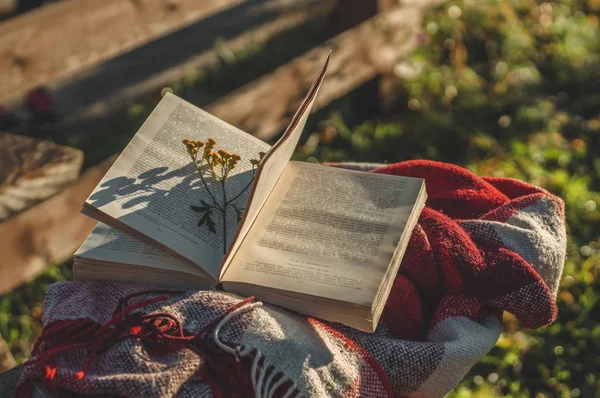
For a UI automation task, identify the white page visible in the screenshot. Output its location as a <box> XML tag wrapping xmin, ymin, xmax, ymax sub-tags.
<box><xmin>222</xmin><ymin>161</ymin><xmax>424</xmax><ymax>306</ymax></box>
<box><xmin>75</xmin><ymin>222</ymin><xmax>205</xmax><ymax>277</ymax></box>
<box><xmin>84</xmin><ymin>93</ymin><xmax>270</xmax><ymax>279</ymax></box>
<box><xmin>219</xmin><ymin>52</ymin><xmax>330</xmax><ymax>279</ymax></box>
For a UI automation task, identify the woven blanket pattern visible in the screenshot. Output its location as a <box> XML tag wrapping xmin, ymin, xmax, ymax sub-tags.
<box><xmin>17</xmin><ymin>160</ymin><xmax>566</xmax><ymax>397</ymax></box>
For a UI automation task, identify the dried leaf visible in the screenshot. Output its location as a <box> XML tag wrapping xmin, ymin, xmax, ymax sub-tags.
<box><xmin>207</xmin><ymin>216</ymin><xmax>216</xmax><ymax>233</ymax></box>
<box><xmin>233</xmin><ymin>205</ymin><xmax>243</xmax><ymax>224</ymax></box>
<box><xmin>197</xmin><ymin>209</ymin><xmax>212</xmax><ymax>227</ymax></box>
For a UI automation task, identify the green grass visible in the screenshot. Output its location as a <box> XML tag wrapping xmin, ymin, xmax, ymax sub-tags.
<box><xmin>0</xmin><ymin>262</ymin><xmax>71</xmax><ymax>364</ymax></box>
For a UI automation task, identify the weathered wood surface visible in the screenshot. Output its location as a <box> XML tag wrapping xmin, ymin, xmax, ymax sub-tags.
<box><xmin>0</xmin><ymin>0</ymin><xmax>16</xmax><ymax>16</ymax></box>
<box><xmin>0</xmin><ymin>132</ymin><xmax>83</xmax><ymax>221</ymax></box>
<box><xmin>0</xmin><ymin>156</ymin><xmax>115</xmax><ymax>294</ymax></box>
<box><xmin>207</xmin><ymin>1</ymin><xmax>438</xmax><ymax>141</ymax></box>
<box><xmin>59</xmin><ymin>0</ymin><xmax>336</xmax><ymax>127</ymax></box>
<box><xmin>0</xmin><ymin>0</ymin><xmax>250</xmax><ymax>104</ymax></box>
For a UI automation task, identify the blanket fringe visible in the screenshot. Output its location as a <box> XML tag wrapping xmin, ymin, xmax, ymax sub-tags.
<box><xmin>213</xmin><ymin>301</ymin><xmax>298</xmax><ymax>398</ymax></box>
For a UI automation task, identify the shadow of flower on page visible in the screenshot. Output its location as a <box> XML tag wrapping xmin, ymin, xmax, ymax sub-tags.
<box><xmin>87</xmin><ymin>163</ymin><xmax>199</xmax><ymax>211</ymax></box>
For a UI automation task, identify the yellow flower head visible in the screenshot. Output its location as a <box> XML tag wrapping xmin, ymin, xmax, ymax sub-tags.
<box><xmin>183</xmin><ymin>139</ymin><xmax>197</xmax><ymax>156</ymax></box>
<box><xmin>211</xmin><ymin>153</ymin><xmax>222</xmax><ymax>166</ymax></box>
<box><xmin>217</xmin><ymin>149</ymin><xmax>231</xmax><ymax>159</ymax></box>
<box><xmin>228</xmin><ymin>153</ymin><xmax>241</xmax><ymax>167</ymax></box>
<box><xmin>194</xmin><ymin>140</ymin><xmax>205</xmax><ymax>148</ymax></box>
<box><xmin>183</xmin><ymin>139</ymin><xmax>195</xmax><ymax>151</ymax></box>
<box><xmin>204</xmin><ymin>139</ymin><xmax>216</xmax><ymax>157</ymax></box>
<box><xmin>227</xmin><ymin>157</ymin><xmax>238</xmax><ymax>168</ymax></box>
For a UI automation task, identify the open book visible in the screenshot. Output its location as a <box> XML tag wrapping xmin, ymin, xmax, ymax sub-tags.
<box><xmin>75</xmin><ymin>55</ymin><xmax>427</xmax><ymax>332</ymax></box>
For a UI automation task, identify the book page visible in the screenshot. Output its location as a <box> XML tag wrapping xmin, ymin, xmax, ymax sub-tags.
<box><xmin>222</xmin><ymin>161</ymin><xmax>424</xmax><ymax>306</ymax></box>
<box><xmin>219</xmin><ymin>52</ymin><xmax>330</xmax><ymax>279</ymax></box>
<box><xmin>75</xmin><ymin>223</ymin><xmax>207</xmax><ymax>278</ymax></box>
<box><xmin>84</xmin><ymin>93</ymin><xmax>270</xmax><ymax>280</ymax></box>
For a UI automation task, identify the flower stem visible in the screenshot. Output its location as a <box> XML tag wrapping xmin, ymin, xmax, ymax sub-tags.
<box><xmin>194</xmin><ymin>154</ymin><xmax>222</xmax><ymax>212</ymax></box>
<box><xmin>220</xmin><ymin>178</ymin><xmax>227</xmax><ymax>255</ymax></box>
<box><xmin>226</xmin><ymin>168</ymin><xmax>256</xmax><ymax>205</ymax></box>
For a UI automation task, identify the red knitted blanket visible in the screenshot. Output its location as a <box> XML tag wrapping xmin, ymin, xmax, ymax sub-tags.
<box><xmin>17</xmin><ymin>160</ymin><xmax>566</xmax><ymax>397</ymax></box>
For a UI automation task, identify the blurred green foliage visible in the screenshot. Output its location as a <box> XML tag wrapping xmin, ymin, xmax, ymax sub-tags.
<box><xmin>1</xmin><ymin>0</ymin><xmax>599</xmax><ymax>396</ymax></box>
<box><xmin>0</xmin><ymin>263</ymin><xmax>71</xmax><ymax>364</ymax></box>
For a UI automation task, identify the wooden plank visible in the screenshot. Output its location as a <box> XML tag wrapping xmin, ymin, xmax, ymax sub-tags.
<box><xmin>0</xmin><ymin>0</ymin><xmax>17</xmax><ymax>17</ymax></box>
<box><xmin>0</xmin><ymin>0</ymin><xmax>248</xmax><ymax>103</ymax></box>
<box><xmin>329</xmin><ymin>0</ymin><xmax>378</xmax><ymax>34</ymax></box>
<box><xmin>327</xmin><ymin>0</ymin><xmax>398</xmax><ymax>118</ymax></box>
<box><xmin>0</xmin><ymin>156</ymin><xmax>115</xmax><ymax>294</ymax></box>
<box><xmin>59</xmin><ymin>0</ymin><xmax>336</xmax><ymax>127</ymax></box>
<box><xmin>0</xmin><ymin>132</ymin><xmax>83</xmax><ymax>221</ymax></box>
<box><xmin>207</xmin><ymin>1</ymin><xmax>440</xmax><ymax>141</ymax></box>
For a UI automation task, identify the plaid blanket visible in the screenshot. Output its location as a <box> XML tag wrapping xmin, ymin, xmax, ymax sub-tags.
<box><xmin>17</xmin><ymin>160</ymin><xmax>566</xmax><ymax>397</ymax></box>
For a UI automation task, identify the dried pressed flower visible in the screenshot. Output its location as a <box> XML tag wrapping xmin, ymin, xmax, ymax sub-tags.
<box><xmin>182</xmin><ymin>136</ymin><xmax>260</xmax><ymax>254</ymax></box>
